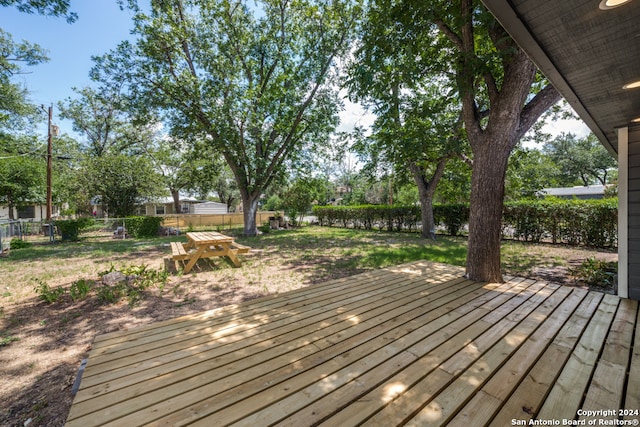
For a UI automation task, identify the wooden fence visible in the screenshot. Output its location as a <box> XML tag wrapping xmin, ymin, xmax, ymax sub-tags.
<box><xmin>159</xmin><ymin>212</ymin><xmax>276</xmax><ymax>230</ymax></box>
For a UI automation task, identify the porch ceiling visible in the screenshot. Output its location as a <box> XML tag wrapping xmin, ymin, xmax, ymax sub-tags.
<box><xmin>481</xmin><ymin>0</ymin><xmax>640</xmax><ymax>155</ymax></box>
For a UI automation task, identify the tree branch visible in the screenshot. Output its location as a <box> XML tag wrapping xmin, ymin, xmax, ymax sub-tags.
<box><xmin>458</xmin><ymin>152</ymin><xmax>474</xmax><ymax>167</ymax></box>
<box><xmin>483</xmin><ymin>72</ymin><xmax>498</xmax><ymax>105</ymax></box>
<box><xmin>517</xmin><ymin>83</ymin><xmax>561</xmax><ymax>140</ymax></box>
<box><xmin>457</xmin><ymin>0</ymin><xmax>483</xmax><ymax>144</ymax></box>
<box><xmin>433</xmin><ymin>18</ymin><xmax>463</xmax><ymax>51</ymax></box>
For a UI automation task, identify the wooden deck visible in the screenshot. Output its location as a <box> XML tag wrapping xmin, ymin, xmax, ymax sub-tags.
<box><xmin>66</xmin><ymin>261</ymin><xmax>640</xmax><ymax>426</ymax></box>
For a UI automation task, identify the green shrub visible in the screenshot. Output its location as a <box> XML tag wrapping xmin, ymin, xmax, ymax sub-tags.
<box><xmin>121</xmin><ymin>264</ymin><xmax>168</xmax><ymax>292</ymax></box>
<box><xmin>97</xmin><ymin>284</ymin><xmax>124</xmax><ymax>304</ymax></box>
<box><xmin>259</xmin><ymin>222</ymin><xmax>270</xmax><ymax>234</ymax></box>
<box><xmin>55</xmin><ymin>218</ymin><xmax>94</xmax><ymax>241</ymax></box>
<box><xmin>69</xmin><ymin>279</ymin><xmax>93</xmax><ymax>301</ymax></box>
<box><xmin>502</xmin><ymin>198</ymin><xmax>617</xmax><ymax>248</ymax></box>
<box><xmin>97</xmin><ymin>264</ymin><xmax>168</xmax><ymax>307</ymax></box>
<box><xmin>263</xmin><ymin>195</ymin><xmax>284</xmax><ymax>211</ymax></box>
<box><xmin>434</xmin><ymin>204</ymin><xmax>470</xmax><ymax>236</ymax></box>
<box><xmin>125</xmin><ymin>216</ymin><xmax>164</xmax><ymax>238</ymax></box>
<box><xmin>34</xmin><ymin>279</ymin><xmax>65</xmax><ymax>303</ymax></box>
<box><xmin>312</xmin><ymin>205</ymin><xmax>421</xmax><ymax>232</ymax></box>
<box><xmin>571</xmin><ymin>257</ymin><xmax>617</xmax><ymax>288</ymax></box>
<box><xmin>9</xmin><ymin>238</ymin><xmax>31</xmax><ymax>249</ymax></box>
<box><xmin>315</xmin><ymin>199</ymin><xmax>617</xmax><ymax>248</ymax></box>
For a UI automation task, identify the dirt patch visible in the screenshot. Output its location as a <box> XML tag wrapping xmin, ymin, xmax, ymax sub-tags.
<box><xmin>501</xmin><ymin>241</ymin><xmax>618</xmax><ymax>293</ymax></box>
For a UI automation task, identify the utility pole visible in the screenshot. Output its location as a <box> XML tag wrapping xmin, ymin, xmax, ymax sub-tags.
<box><xmin>46</xmin><ymin>104</ymin><xmax>53</xmax><ymax>222</ymax></box>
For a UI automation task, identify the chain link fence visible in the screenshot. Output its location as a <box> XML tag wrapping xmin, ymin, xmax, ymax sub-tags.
<box><xmin>1</xmin><ymin>212</ymin><xmax>278</xmax><ymax>251</ymax></box>
<box><xmin>0</xmin><ymin>219</ymin><xmax>56</xmax><ymax>253</ymax></box>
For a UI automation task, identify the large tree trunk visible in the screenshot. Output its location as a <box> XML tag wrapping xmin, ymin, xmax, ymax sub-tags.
<box><xmin>225</xmin><ymin>196</ymin><xmax>235</xmax><ymax>212</ymax></box>
<box><xmin>8</xmin><ymin>201</ymin><xmax>15</xmax><ymax>220</ymax></box>
<box><xmin>409</xmin><ymin>159</ymin><xmax>448</xmax><ymax>239</ymax></box>
<box><xmin>171</xmin><ymin>188</ymin><xmax>181</xmax><ymax>215</ymax></box>
<box><xmin>465</xmin><ymin>140</ymin><xmax>511</xmax><ymax>283</ymax></box>
<box><xmin>462</xmin><ymin>36</ymin><xmax>560</xmax><ymax>283</ymax></box>
<box><xmin>241</xmin><ymin>194</ymin><xmax>260</xmax><ymax>236</ymax></box>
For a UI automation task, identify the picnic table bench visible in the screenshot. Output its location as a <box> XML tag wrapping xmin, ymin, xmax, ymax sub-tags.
<box><xmin>170</xmin><ymin>231</ymin><xmax>251</xmax><ymax>273</ymax></box>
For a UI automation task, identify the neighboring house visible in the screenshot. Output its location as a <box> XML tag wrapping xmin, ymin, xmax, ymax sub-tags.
<box><xmin>540</xmin><ymin>185</ymin><xmax>607</xmax><ymax>200</ymax></box>
<box><xmin>482</xmin><ymin>0</ymin><xmax>639</xmax><ymax>300</ymax></box>
<box><xmin>89</xmin><ymin>195</ymin><xmax>229</xmax><ymax>217</ymax></box>
<box><xmin>192</xmin><ymin>201</ymin><xmax>228</xmax><ymax>214</ymax></box>
<box><xmin>143</xmin><ymin>197</ymin><xmax>203</xmax><ymax>216</ymax></box>
<box><xmin>0</xmin><ymin>204</ymin><xmax>61</xmax><ymax>221</ymax></box>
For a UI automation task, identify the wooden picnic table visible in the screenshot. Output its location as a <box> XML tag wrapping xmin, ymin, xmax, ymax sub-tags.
<box><xmin>170</xmin><ymin>231</ymin><xmax>250</xmax><ymax>273</ymax></box>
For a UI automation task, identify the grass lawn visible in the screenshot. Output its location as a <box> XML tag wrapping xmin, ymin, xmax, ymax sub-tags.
<box><xmin>0</xmin><ymin>225</ymin><xmax>616</xmax><ymax>426</ymax></box>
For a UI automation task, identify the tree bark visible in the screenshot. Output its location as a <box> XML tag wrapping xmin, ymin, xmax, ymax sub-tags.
<box><xmin>171</xmin><ymin>188</ymin><xmax>180</xmax><ymax>215</ymax></box>
<box><xmin>465</xmin><ymin>138</ymin><xmax>511</xmax><ymax>282</ymax></box>
<box><xmin>241</xmin><ymin>193</ymin><xmax>260</xmax><ymax>236</ymax></box>
<box><xmin>409</xmin><ymin>158</ymin><xmax>449</xmax><ymax>239</ymax></box>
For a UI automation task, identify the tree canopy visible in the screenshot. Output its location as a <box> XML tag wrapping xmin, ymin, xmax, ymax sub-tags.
<box><xmin>92</xmin><ymin>0</ymin><xmax>361</xmax><ymax>235</ymax></box>
<box><xmin>0</xmin><ymin>138</ymin><xmax>45</xmax><ymax>219</ymax></box>
<box><xmin>0</xmin><ymin>0</ymin><xmax>77</xmax><ymax>22</ymax></box>
<box><xmin>0</xmin><ymin>28</ymin><xmax>48</xmax><ymax>133</ymax></box>
<box><xmin>58</xmin><ymin>86</ymin><xmax>139</xmax><ymax>157</ymax></box>
<box><xmin>544</xmin><ymin>132</ymin><xmax>616</xmax><ymax>187</ymax></box>
<box><xmin>80</xmin><ymin>154</ymin><xmax>159</xmax><ymax>218</ymax></box>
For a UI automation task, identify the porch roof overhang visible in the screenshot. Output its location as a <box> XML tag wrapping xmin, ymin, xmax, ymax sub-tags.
<box><xmin>481</xmin><ymin>0</ymin><xmax>640</xmax><ymax>156</ymax></box>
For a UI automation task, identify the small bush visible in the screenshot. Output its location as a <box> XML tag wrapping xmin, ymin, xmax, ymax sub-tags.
<box><xmin>571</xmin><ymin>257</ymin><xmax>617</xmax><ymax>288</ymax></box>
<box><xmin>315</xmin><ymin>199</ymin><xmax>617</xmax><ymax>248</ymax></box>
<box><xmin>434</xmin><ymin>204</ymin><xmax>470</xmax><ymax>236</ymax></box>
<box><xmin>121</xmin><ymin>264</ymin><xmax>168</xmax><ymax>292</ymax></box>
<box><xmin>55</xmin><ymin>218</ymin><xmax>94</xmax><ymax>241</ymax></box>
<box><xmin>69</xmin><ymin>279</ymin><xmax>93</xmax><ymax>301</ymax></box>
<box><xmin>0</xmin><ymin>333</ymin><xmax>19</xmax><ymax>347</ymax></box>
<box><xmin>97</xmin><ymin>264</ymin><xmax>169</xmax><ymax>307</ymax></box>
<box><xmin>125</xmin><ymin>216</ymin><xmax>164</xmax><ymax>238</ymax></box>
<box><xmin>97</xmin><ymin>284</ymin><xmax>124</xmax><ymax>304</ymax></box>
<box><xmin>312</xmin><ymin>205</ymin><xmax>421</xmax><ymax>231</ymax></box>
<box><xmin>9</xmin><ymin>238</ymin><xmax>31</xmax><ymax>249</ymax></box>
<box><xmin>259</xmin><ymin>222</ymin><xmax>270</xmax><ymax>234</ymax></box>
<box><xmin>34</xmin><ymin>279</ymin><xmax>65</xmax><ymax>303</ymax></box>
<box><xmin>503</xmin><ymin>198</ymin><xmax>617</xmax><ymax>247</ymax></box>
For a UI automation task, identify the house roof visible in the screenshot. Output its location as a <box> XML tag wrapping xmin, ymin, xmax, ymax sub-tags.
<box><xmin>541</xmin><ymin>185</ymin><xmax>606</xmax><ymax>197</ymax></box>
<box><xmin>144</xmin><ymin>196</ymin><xmax>202</xmax><ymax>205</ymax></box>
<box><xmin>481</xmin><ymin>0</ymin><xmax>640</xmax><ymax>156</ymax></box>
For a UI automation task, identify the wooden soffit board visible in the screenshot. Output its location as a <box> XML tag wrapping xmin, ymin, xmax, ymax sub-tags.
<box><xmin>481</xmin><ymin>0</ymin><xmax>640</xmax><ymax>155</ymax></box>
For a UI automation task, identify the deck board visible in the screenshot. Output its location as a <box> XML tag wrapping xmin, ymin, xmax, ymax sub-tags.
<box><xmin>537</xmin><ymin>294</ymin><xmax>619</xmax><ymax>421</ymax></box>
<box><xmin>580</xmin><ymin>298</ymin><xmax>637</xmax><ymax>422</ymax></box>
<box><xmin>66</xmin><ymin>261</ymin><xmax>640</xmax><ymax>427</ymax></box>
<box><xmin>625</xmin><ymin>306</ymin><xmax>640</xmax><ymax>420</ymax></box>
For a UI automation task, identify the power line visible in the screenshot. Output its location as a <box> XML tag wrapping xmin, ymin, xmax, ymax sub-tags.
<box><xmin>0</xmin><ymin>146</ymin><xmax>46</xmax><ymax>160</ymax></box>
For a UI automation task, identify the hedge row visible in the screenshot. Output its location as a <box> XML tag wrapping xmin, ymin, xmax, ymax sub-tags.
<box><xmin>312</xmin><ymin>199</ymin><xmax>617</xmax><ymax>248</ymax></box>
<box><xmin>502</xmin><ymin>199</ymin><xmax>617</xmax><ymax>248</ymax></box>
<box><xmin>312</xmin><ymin>204</ymin><xmax>469</xmax><ymax>236</ymax></box>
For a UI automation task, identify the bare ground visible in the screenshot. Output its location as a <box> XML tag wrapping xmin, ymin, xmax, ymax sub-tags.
<box><xmin>0</xmin><ymin>229</ymin><xmax>616</xmax><ymax>426</ymax></box>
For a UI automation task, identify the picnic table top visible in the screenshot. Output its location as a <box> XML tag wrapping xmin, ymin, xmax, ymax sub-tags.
<box><xmin>186</xmin><ymin>231</ymin><xmax>234</xmax><ymax>245</ymax></box>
